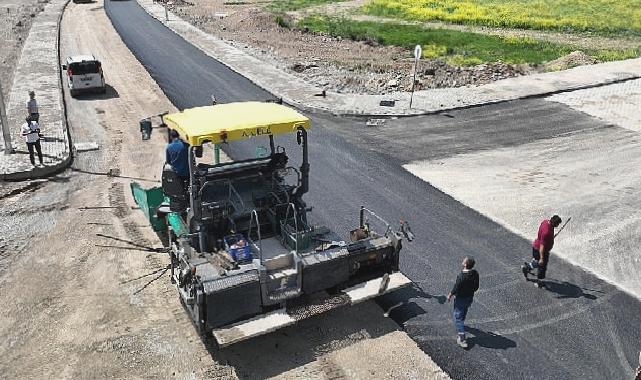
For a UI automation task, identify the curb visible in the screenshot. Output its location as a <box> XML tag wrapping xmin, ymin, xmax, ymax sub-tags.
<box><xmin>0</xmin><ymin>0</ymin><xmax>73</xmax><ymax>182</ymax></box>
<box><xmin>373</xmin><ymin>73</ymin><xmax>641</xmax><ymax>120</ymax></box>
<box><xmin>136</xmin><ymin>0</ymin><xmax>641</xmax><ymax>118</ymax></box>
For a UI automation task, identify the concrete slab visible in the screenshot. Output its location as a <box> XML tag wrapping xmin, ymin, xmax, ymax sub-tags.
<box><xmin>73</xmin><ymin>141</ymin><xmax>99</xmax><ymax>152</ymax></box>
<box><xmin>548</xmin><ymin>78</ymin><xmax>641</xmax><ymax>133</ymax></box>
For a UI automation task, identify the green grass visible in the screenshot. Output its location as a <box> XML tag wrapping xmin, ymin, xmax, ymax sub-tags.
<box><xmin>362</xmin><ymin>0</ymin><xmax>641</xmax><ymax>36</ymax></box>
<box><xmin>296</xmin><ymin>16</ymin><xmax>640</xmax><ymax>65</ymax></box>
<box><xmin>267</xmin><ymin>0</ymin><xmax>346</xmax><ymax>13</ymax></box>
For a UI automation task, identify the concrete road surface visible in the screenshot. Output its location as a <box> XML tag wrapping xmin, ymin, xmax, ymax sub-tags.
<box><xmin>103</xmin><ymin>0</ymin><xmax>641</xmax><ymax>379</ymax></box>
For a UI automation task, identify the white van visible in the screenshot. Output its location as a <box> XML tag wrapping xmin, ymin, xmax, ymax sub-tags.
<box><xmin>62</xmin><ymin>55</ymin><xmax>106</xmax><ymax>97</ymax></box>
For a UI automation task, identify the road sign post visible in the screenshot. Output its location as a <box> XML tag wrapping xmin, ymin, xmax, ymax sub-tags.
<box><xmin>409</xmin><ymin>45</ymin><xmax>422</xmax><ymax>109</ymax></box>
<box><xmin>0</xmin><ymin>82</ymin><xmax>13</xmax><ymax>155</ymax></box>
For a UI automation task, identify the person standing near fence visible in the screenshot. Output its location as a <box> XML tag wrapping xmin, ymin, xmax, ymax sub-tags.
<box><xmin>21</xmin><ymin>116</ymin><xmax>43</xmax><ymax>166</ymax></box>
<box><xmin>447</xmin><ymin>256</ymin><xmax>480</xmax><ymax>349</ymax></box>
<box><xmin>26</xmin><ymin>90</ymin><xmax>39</xmax><ymax>122</ymax></box>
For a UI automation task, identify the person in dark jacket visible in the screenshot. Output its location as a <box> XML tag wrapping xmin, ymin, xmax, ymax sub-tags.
<box><xmin>165</xmin><ymin>129</ymin><xmax>189</xmax><ymax>180</ymax></box>
<box><xmin>447</xmin><ymin>256</ymin><xmax>480</xmax><ymax>348</ymax></box>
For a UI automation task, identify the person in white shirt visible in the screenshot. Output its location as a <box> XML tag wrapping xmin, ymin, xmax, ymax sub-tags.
<box><xmin>21</xmin><ymin>116</ymin><xmax>43</xmax><ymax>166</ymax></box>
<box><xmin>26</xmin><ymin>90</ymin><xmax>39</xmax><ymax>122</ymax></box>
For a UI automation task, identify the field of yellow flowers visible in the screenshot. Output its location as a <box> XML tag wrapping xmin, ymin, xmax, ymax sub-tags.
<box><xmin>363</xmin><ymin>0</ymin><xmax>641</xmax><ymax>35</ymax></box>
<box><xmin>298</xmin><ymin>15</ymin><xmax>638</xmax><ymax>66</ymax></box>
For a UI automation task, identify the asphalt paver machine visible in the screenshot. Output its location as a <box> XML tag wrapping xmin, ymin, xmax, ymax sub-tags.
<box><xmin>132</xmin><ymin>101</ymin><xmax>414</xmax><ymax>346</ymax></box>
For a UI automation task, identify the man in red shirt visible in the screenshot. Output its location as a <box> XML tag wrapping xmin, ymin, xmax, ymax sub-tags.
<box><xmin>522</xmin><ymin>215</ymin><xmax>562</xmax><ymax>288</ymax></box>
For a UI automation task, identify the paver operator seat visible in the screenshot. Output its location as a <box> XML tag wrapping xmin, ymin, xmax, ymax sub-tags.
<box><xmin>162</xmin><ymin>164</ymin><xmax>188</xmax><ymax>212</ymax></box>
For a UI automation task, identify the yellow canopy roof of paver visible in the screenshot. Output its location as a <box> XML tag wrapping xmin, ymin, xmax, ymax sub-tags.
<box><xmin>163</xmin><ymin>102</ymin><xmax>311</xmax><ymax>146</ymax></box>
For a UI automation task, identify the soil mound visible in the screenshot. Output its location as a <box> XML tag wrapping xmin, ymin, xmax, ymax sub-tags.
<box><xmin>545</xmin><ymin>51</ymin><xmax>597</xmax><ymax>72</ymax></box>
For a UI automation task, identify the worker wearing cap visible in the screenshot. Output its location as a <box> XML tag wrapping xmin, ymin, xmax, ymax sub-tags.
<box><xmin>522</xmin><ymin>215</ymin><xmax>562</xmax><ymax>288</ymax></box>
<box><xmin>26</xmin><ymin>90</ymin><xmax>39</xmax><ymax>122</ymax></box>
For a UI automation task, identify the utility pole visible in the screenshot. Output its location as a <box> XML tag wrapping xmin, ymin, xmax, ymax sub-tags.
<box><xmin>0</xmin><ymin>81</ymin><xmax>13</xmax><ymax>155</ymax></box>
<box><xmin>409</xmin><ymin>44</ymin><xmax>422</xmax><ymax>109</ymax></box>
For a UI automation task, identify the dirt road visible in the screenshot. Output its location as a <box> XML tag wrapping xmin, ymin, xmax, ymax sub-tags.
<box><xmin>0</xmin><ymin>1</ymin><xmax>447</xmax><ymax>378</ymax></box>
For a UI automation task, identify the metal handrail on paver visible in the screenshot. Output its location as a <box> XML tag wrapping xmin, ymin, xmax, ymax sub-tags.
<box><xmin>283</xmin><ymin>203</ymin><xmax>299</xmax><ymax>255</ymax></box>
<box><xmin>248</xmin><ymin>209</ymin><xmax>263</xmax><ymax>262</ymax></box>
<box><xmin>360</xmin><ymin>206</ymin><xmax>392</xmax><ymax>237</ymax></box>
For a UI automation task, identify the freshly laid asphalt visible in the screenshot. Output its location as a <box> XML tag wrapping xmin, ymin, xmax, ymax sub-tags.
<box><xmin>105</xmin><ymin>1</ymin><xmax>641</xmax><ymax>378</ymax></box>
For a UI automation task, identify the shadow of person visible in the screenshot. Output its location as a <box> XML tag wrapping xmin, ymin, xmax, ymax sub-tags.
<box><xmin>13</xmin><ymin>149</ymin><xmax>65</xmax><ymax>161</ymax></box>
<box><xmin>543</xmin><ymin>280</ymin><xmax>599</xmax><ymax>300</ymax></box>
<box><xmin>465</xmin><ymin>327</ymin><xmax>517</xmax><ymax>350</ymax></box>
<box><xmin>377</xmin><ymin>284</ymin><xmax>448</xmax><ymax>325</ymax></box>
<box><xmin>433</xmin><ymin>294</ymin><xmax>447</xmax><ymax>304</ymax></box>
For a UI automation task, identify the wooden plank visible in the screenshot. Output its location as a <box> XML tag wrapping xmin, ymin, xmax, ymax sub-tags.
<box><xmin>213</xmin><ymin>309</ymin><xmax>295</xmax><ymax>347</ymax></box>
<box><xmin>344</xmin><ymin>273</ymin><xmax>413</xmax><ymax>304</ymax></box>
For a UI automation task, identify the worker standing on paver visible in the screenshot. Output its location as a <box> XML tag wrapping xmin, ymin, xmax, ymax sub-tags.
<box><xmin>522</xmin><ymin>215</ymin><xmax>562</xmax><ymax>288</ymax></box>
<box><xmin>165</xmin><ymin>129</ymin><xmax>189</xmax><ymax>185</ymax></box>
<box><xmin>21</xmin><ymin>116</ymin><xmax>43</xmax><ymax>167</ymax></box>
<box><xmin>26</xmin><ymin>90</ymin><xmax>39</xmax><ymax>122</ymax></box>
<box><xmin>447</xmin><ymin>256</ymin><xmax>480</xmax><ymax>349</ymax></box>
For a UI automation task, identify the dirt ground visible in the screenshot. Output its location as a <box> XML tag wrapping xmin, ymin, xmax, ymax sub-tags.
<box><xmin>0</xmin><ymin>0</ymin><xmax>46</xmax><ymax>99</ymax></box>
<box><xmin>0</xmin><ymin>1</ymin><xmax>449</xmax><ymax>379</ymax></box>
<box><xmin>166</xmin><ymin>0</ymin><xmax>631</xmax><ymax>95</ymax></box>
<box><xmin>169</xmin><ymin>0</ymin><xmax>532</xmax><ymax>95</ymax></box>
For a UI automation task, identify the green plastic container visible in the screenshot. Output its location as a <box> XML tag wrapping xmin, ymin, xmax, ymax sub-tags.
<box><xmin>130</xmin><ymin>182</ymin><xmax>167</xmax><ymax>232</ymax></box>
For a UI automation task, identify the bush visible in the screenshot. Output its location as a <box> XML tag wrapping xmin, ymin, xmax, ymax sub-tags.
<box><xmin>275</xmin><ymin>15</ymin><xmax>292</xmax><ymax>29</ymax></box>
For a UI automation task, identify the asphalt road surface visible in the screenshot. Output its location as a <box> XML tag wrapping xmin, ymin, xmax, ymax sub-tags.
<box><xmin>105</xmin><ymin>1</ymin><xmax>641</xmax><ymax>378</ymax></box>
